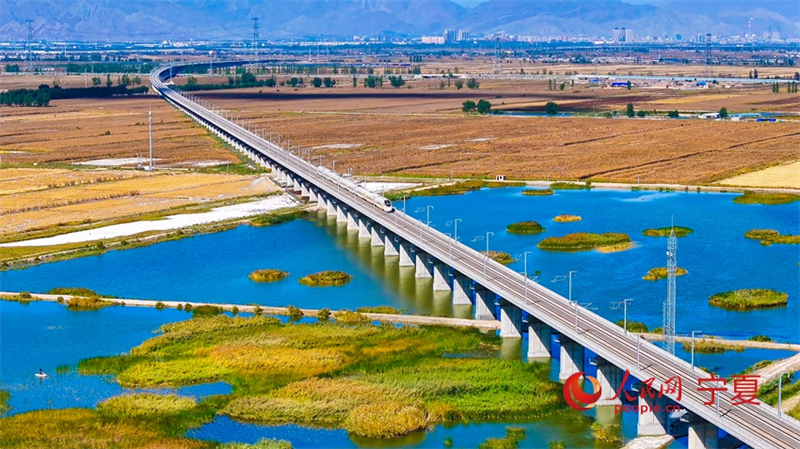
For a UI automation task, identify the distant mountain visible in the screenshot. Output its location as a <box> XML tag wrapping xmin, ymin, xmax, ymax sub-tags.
<box><xmin>0</xmin><ymin>0</ymin><xmax>797</xmax><ymax>41</ymax></box>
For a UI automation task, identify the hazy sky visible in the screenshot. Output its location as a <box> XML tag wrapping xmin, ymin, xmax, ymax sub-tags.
<box><xmin>452</xmin><ymin>0</ymin><xmax>665</xmax><ymax>6</ymax></box>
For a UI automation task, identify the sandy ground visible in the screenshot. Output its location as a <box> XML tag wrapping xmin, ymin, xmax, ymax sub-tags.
<box><xmin>75</xmin><ymin>157</ymin><xmax>162</xmax><ymax>167</ymax></box>
<box><xmin>717</xmin><ymin>161</ymin><xmax>800</xmax><ymax>189</ymax></box>
<box><xmin>2</xmin><ymin>194</ymin><xmax>297</xmax><ymax>247</ymax></box>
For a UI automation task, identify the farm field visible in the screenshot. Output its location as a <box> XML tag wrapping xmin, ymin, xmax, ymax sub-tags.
<box><xmin>717</xmin><ymin>161</ymin><xmax>800</xmax><ymax>189</ymax></box>
<box><xmin>188</xmin><ymin>96</ymin><xmax>800</xmax><ymax>184</ymax></box>
<box><xmin>0</xmin><ymin>169</ymin><xmax>276</xmax><ymax>238</ymax></box>
<box><xmin>0</xmin><ymin>96</ymin><xmax>238</xmax><ymax>167</ymax></box>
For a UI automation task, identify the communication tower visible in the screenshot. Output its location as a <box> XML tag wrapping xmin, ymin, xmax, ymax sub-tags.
<box><xmin>663</xmin><ymin>225</ymin><xmax>678</xmax><ymax>354</ymax></box>
<box><xmin>251</xmin><ymin>17</ymin><xmax>260</xmax><ymax>63</ymax></box>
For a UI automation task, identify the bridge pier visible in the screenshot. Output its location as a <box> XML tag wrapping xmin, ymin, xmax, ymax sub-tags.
<box><xmin>414</xmin><ymin>251</ymin><xmax>433</xmax><ymax>278</ymax></box>
<box><xmin>357</xmin><ymin>217</ymin><xmax>371</xmax><ymax>239</ymax></box>
<box><xmin>475</xmin><ymin>287</ymin><xmax>496</xmax><ymax>320</ymax></box>
<box><xmin>452</xmin><ymin>273</ymin><xmax>472</xmax><ymax>305</ymax></box>
<box><xmin>527</xmin><ymin>319</ymin><xmax>552</xmax><ymax>359</ymax></box>
<box><xmin>595</xmin><ymin>358</ymin><xmax>623</xmax><ymax>407</ymax></box>
<box><xmin>346</xmin><ymin>210</ymin><xmax>359</xmax><ymax>232</ymax></box>
<box><xmin>384</xmin><ymin>232</ymin><xmax>399</xmax><ymax>257</ymax></box>
<box><xmin>300</xmin><ymin>183</ymin><xmax>310</xmax><ymax>199</ymax></box>
<box><xmin>336</xmin><ymin>203</ymin><xmax>347</xmax><ymax>223</ymax></box>
<box><xmin>637</xmin><ymin>391</ymin><xmax>669</xmax><ymax>437</ymax></box>
<box><xmin>370</xmin><ymin>224</ymin><xmax>384</xmax><ymax>247</ymax></box>
<box><xmin>326</xmin><ymin>197</ymin><xmax>337</xmax><ymax>216</ymax></box>
<box><xmin>558</xmin><ymin>337</ymin><xmax>584</xmax><ymax>381</ymax></box>
<box><xmin>499</xmin><ymin>299</ymin><xmax>523</xmax><ymax>338</ymax></box>
<box><xmin>291</xmin><ymin>177</ymin><xmax>301</xmax><ymax>191</ymax></box>
<box><xmin>688</xmin><ymin>416</ymin><xmax>718</xmax><ymax>449</ymax></box>
<box><xmin>433</xmin><ymin>263</ymin><xmax>451</xmax><ymax>291</ymax></box>
<box><xmin>398</xmin><ymin>241</ymin><xmax>415</xmax><ymax>267</ymax></box>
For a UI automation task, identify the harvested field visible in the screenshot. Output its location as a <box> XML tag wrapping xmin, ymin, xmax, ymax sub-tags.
<box><xmin>717</xmin><ymin>161</ymin><xmax>800</xmax><ymax>189</ymax></box>
<box><xmin>194</xmin><ymin>105</ymin><xmax>798</xmax><ymax>184</ymax></box>
<box><xmin>0</xmin><ymin>96</ymin><xmax>238</xmax><ymax>166</ymax></box>
<box><xmin>0</xmin><ymin>171</ymin><xmax>277</xmax><ymax>237</ymax></box>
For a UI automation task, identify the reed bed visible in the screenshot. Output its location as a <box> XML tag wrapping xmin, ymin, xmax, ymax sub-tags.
<box><xmin>521</xmin><ymin>188</ymin><xmax>553</xmax><ymax>196</ymax></box>
<box><xmin>733</xmin><ymin>191</ymin><xmax>800</xmax><ymax>205</ymax></box>
<box><xmin>506</xmin><ymin>221</ymin><xmax>545</xmax><ymax>235</ymax></box>
<box><xmin>642</xmin><ymin>226</ymin><xmax>693</xmax><ymax>237</ymax></box>
<box><xmin>709</xmin><ymin>289</ymin><xmax>788</xmax><ymax>310</ymax></box>
<box><xmin>538</xmin><ymin>233</ymin><xmax>630</xmax><ymax>251</ymax></box>
<box><xmin>553</xmin><ymin>215</ymin><xmax>581</xmax><ymax>223</ymax></box>
<box><xmin>249</xmin><ymin>269</ymin><xmax>289</xmax><ymax>283</ymax></box>
<box><xmin>299</xmin><ymin>271</ymin><xmax>352</xmax><ymax>286</ymax></box>
<box><xmin>745</xmin><ymin>229</ymin><xmax>799</xmax><ymax>245</ymax></box>
<box><xmin>642</xmin><ymin>267</ymin><xmax>688</xmax><ymax>281</ymax></box>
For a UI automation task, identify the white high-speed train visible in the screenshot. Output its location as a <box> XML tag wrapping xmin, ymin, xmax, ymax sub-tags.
<box><xmin>317</xmin><ymin>166</ymin><xmax>394</xmax><ymax>213</ymax></box>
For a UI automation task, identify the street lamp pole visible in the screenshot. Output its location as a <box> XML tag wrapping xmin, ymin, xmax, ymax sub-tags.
<box><xmin>691</xmin><ymin>330</ymin><xmax>702</xmax><ymax>370</ymax></box>
<box><xmin>483</xmin><ymin>231</ymin><xmax>494</xmax><ymax>276</ymax></box>
<box><xmin>425</xmin><ymin>205</ymin><xmax>433</xmax><ymax>228</ymax></box>
<box><xmin>568</xmin><ymin>270</ymin><xmax>577</xmax><ymax>303</ymax></box>
<box><xmin>454</xmin><ymin>218</ymin><xmax>462</xmax><ymax>243</ymax></box>
<box><xmin>622</xmin><ymin>298</ymin><xmax>633</xmax><ymax>334</ymax></box>
<box><xmin>523</xmin><ymin>251</ymin><xmax>532</xmax><ymax>300</ymax></box>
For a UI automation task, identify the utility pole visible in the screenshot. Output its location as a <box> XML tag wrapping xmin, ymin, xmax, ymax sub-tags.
<box><xmin>148</xmin><ymin>109</ymin><xmax>154</xmax><ymax>171</ymax></box>
<box><xmin>691</xmin><ymin>330</ymin><xmax>702</xmax><ymax>369</ymax></box>
<box><xmin>663</xmin><ymin>224</ymin><xmax>678</xmax><ymax>354</ymax></box>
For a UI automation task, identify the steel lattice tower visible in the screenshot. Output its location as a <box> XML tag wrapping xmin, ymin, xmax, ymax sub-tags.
<box><xmin>251</xmin><ymin>18</ymin><xmax>260</xmax><ymax>63</ymax></box>
<box><xmin>663</xmin><ymin>227</ymin><xmax>678</xmax><ymax>354</ymax></box>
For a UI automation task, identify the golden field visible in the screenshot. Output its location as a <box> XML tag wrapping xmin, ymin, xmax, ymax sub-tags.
<box><xmin>0</xmin><ymin>169</ymin><xmax>276</xmax><ymax>236</ymax></box>
<box><xmin>718</xmin><ymin>162</ymin><xmax>800</xmax><ymax>189</ymax></box>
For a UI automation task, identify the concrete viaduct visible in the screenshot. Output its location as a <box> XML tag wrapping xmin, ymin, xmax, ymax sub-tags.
<box><xmin>152</xmin><ymin>64</ymin><xmax>800</xmax><ymax>449</ymax></box>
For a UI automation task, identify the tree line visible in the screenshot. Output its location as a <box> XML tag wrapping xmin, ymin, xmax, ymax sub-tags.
<box><xmin>1</xmin><ymin>84</ymin><xmax>148</xmax><ymax>107</ymax></box>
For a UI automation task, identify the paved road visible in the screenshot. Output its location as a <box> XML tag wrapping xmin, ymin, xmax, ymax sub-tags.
<box><xmin>152</xmin><ymin>66</ymin><xmax>800</xmax><ymax>449</ymax></box>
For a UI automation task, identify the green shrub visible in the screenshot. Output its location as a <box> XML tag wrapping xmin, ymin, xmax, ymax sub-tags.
<box><xmin>299</xmin><ymin>271</ymin><xmax>353</xmax><ymax>286</ymax></box>
<box><xmin>614</xmin><ymin>320</ymin><xmax>649</xmax><ymax>333</ymax></box>
<box><xmin>506</xmin><ymin>221</ymin><xmax>545</xmax><ymax>235</ymax></box>
<box><xmin>192</xmin><ymin>305</ymin><xmax>223</xmax><ymax>318</ymax></box>
<box><xmin>183</xmin><ymin>303</ymin><xmax>194</xmax><ymax>313</ymax></box>
<box><xmin>317</xmin><ymin>308</ymin><xmax>331</xmax><ymax>320</ymax></box>
<box><xmin>748</xmin><ymin>335</ymin><xmax>773</xmax><ymax>342</ymax></box>
<box><xmin>287</xmin><ymin>305</ymin><xmax>304</xmax><ymax>320</ymax></box>
<box><xmin>176</xmin><ymin>304</ymin><xmax>184</xmax><ymax>311</ymax></box>
<box><xmin>733</xmin><ymin>191</ymin><xmax>800</xmax><ymax>205</ymax></box>
<box><xmin>709</xmin><ymin>289</ymin><xmax>788</xmax><ymax>310</ymax></box>
<box><xmin>643</xmin><ymin>267</ymin><xmax>688</xmax><ymax>281</ymax></box>
<box><xmin>480</xmin><ymin>251</ymin><xmax>514</xmax><ymax>264</ymax></box>
<box><xmin>155</xmin><ymin>302</ymin><xmax>165</xmax><ymax>311</ymax></box>
<box><xmin>249</xmin><ymin>210</ymin><xmax>308</xmax><ymax>227</ymax></box>
<box><xmin>682</xmin><ymin>338</ymin><xmax>745</xmax><ymax>354</ymax></box>
<box><xmin>642</xmin><ymin>226</ymin><xmax>693</xmax><ymax>237</ymax></box>
<box><xmin>98</xmin><ymin>393</ymin><xmax>197</xmax><ymax>417</ymax></box>
<box><xmin>521</xmin><ymin>188</ymin><xmax>553</xmax><ymax>196</ymax></box>
<box><xmin>334</xmin><ymin>310</ymin><xmax>370</xmax><ymax>324</ymax></box>
<box><xmin>253</xmin><ymin>305</ymin><xmax>263</xmax><ymax>316</ymax></box>
<box><xmin>19</xmin><ymin>291</ymin><xmax>31</xmax><ymax>299</ymax></box>
<box><xmin>56</xmin><ymin>296</ymin><xmax>64</xmax><ymax>304</ymax></box>
<box><xmin>249</xmin><ymin>269</ymin><xmax>289</xmax><ymax>283</ymax></box>
<box><xmin>538</xmin><ymin>233</ymin><xmax>630</xmax><ymax>251</ymax></box>
<box><xmin>232</xmin><ymin>306</ymin><xmax>239</xmax><ymax>316</ymax></box>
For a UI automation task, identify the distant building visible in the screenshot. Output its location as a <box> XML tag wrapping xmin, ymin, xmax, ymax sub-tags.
<box><xmin>444</xmin><ymin>29</ymin><xmax>457</xmax><ymax>43</ymax></box>
<box><xmin>456</xmin><ymin>29</ymin><xmax>470</xmax><ymax>42</ymax></box>
<box><xmin>612</xmin><ymin>27</ymin><xmax>633</xmax><ymax>43</ymax></box>
<box><xmin>422</xmin><ymin>36</ymin><xmax>445</xmax><ymax>45</ymax></box>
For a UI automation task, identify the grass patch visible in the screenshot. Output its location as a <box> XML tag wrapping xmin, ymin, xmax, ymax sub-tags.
<box><xmin>506</xmin><ymin>221</ymin><xmax>545</xmax><ymax>235</ymax></box>
<box><xmin>0</xmin><ymin>390</ymin><xmax>10</xmax><ymax>415</ymax></box>
<box><xmin>46</xmin><ymin>287</ymin><xmax>102</xmax><ymax>297</ymax></box>
<box><xmin>298</xmin><ymin>271</ymin><xmax>353</xmax><ymax>286</ymax></box>
<box><xmin>386</xmin><ymin>180</ymin><xmax>525</xmax><ymax>200</ymax></box>
<box><xmin>356</xmin><ymin>306</ymin><xmax>403</xmax><ymax>314</ymax></box>
<box><xmin>538</xmin><ymin>233</ymin><xmax>630</xmax><ymax>252</ymax></box>
<box><xmin>67</xmin><ymin>296</ymin><xmax>117</xmax><ymax>311</ymax></box>
<box><xmin>759</xmin><ymin>375</ymin><xmax>799</xmax><ymax>406</ymax></box>
<box><xmin>522</xmin><ymin>188</ymin><xmax>553</xmax><ymax>196</ymax></box>
<box><xmin>553</xmin><ymin>215</ymin><xmax>581</xmax><ymax>223</ymax></box>
<box><xmin>614</xmin><ymin>320</ymin><xmax>648</xmax><ymax>333</ymax></box>
<box><xmin>642</xmin><ymin>226</ymin><xmax>694</xmax><ymax>237</ymax></box>
<box><xmin>642</xmin><ymin>267</ymin><xmax>688</xmax><ymax>281</ymax></box>
<box><xmin>220</xmin><ymin>439</ymin><xmax>293</xmax><ymax>449</ymax></box>
<box><xmin>733</xmin><ymin>191</ymin><xmax>800</xmax><ymax>205</ymax></box>
<box><xmin>550</xmin><ymin>182</ymin><xmax>591</xmax><ymax>190</ymax></box>
<box><xmin>709</xmin><ymin>289</ymin><xmax>788</xmax><ymax>310</ymax></box>
<box><xmin>249</xmin><ymin>269</ymin><xmax>289</xmax><ymax>283</ymax></box>
<box><xmin>480</xmin><ymin>251</ymin><xmax>514</xmax><ymax>264</ymax></box>
<box><xmin>745</xmin><ymin>229</ymin><xmax>799</xmax><ymax>245</ymax></box>
<box><xmin>98</xmin><ymin>393</ymin><xmax>197</xmax><ymax>417</ymax></box>
<box><xmin>76</xmin><ymin>315</ymin><xmax>571</xmax><ymax>439</ymax></box>
<box><xmin>591</xmin><ymin>423</ymin><xmax>622</xmax><ymax>446</ymax></box>
<box><xmin>478</xmin><ymin>427</ymin><xmax>527</xmax><ymax>449</ymax></box>
<box><xmin>249</xmin><ymin>209</ymin><xmax>308</xmax><ymax>227</ymax></box>
<box><xmin>681</xmin><ymin>338</ymin><xmax>745</xmax><ymax>354</ymax></box>
<box><xmin>334</xmin><ymin>310</ymin><xmax>371</xmax><ymax>324</ymax></box>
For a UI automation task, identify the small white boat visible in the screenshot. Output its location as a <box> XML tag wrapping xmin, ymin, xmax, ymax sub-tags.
<box><xmin>35</xmin><ymin>371</ymin><xmax>49</xmax><ymax>378</ymax></box>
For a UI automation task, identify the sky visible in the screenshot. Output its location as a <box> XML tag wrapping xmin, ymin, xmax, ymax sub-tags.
<box><xmin>451</xmin><ymin>0</ymin><xmax>668</xmax><ymax>6</ymax></box>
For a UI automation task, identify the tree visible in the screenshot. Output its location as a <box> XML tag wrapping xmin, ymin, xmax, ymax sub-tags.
<box><xmin>439</xmin><ymin>80</ymin><xmax>446</xmax><ymax>90</ymax></box>
<box><xmin>454</xmin><ymin>80</ymin><xmax>463</xmax><ymax>90</ymax></box>
<box><xmin>323</xmin><ymin>77</ymin><xmax>336</xmax><ymax>88</ymax></box>
<box><xmin>544</xmin><ymin>101</ymin><xmax>558</xmax><ymax>115</ymax></box>
<box><xmin>548</xmin><ymin>79</ymin><xmax>553</xmax><ymax>90</ymax></box>
<box><xmin>627</xmin><ymin>80</ymin><xmax>632</xmax><ymax>91</ymax></box>
<box><xmin>559</xmin><ymin>82</ymin><xmax>565</xmax><ymax>91</ymax></box>
<box><xmin>719</xmin><ymin>107</ymin><xmax>729</xmax><ymax>119</ymax></box>
<box><xmin>626</xmin><ymin>103</ymin><xmax>635</xmax><ymax>118</ymax></box>
<box><xmin>388</xmin><ymin>75</ymin><xmax>405</xmax><ymax>88</ymax></box>
<box><xmin>5</xmin><ymin>64</ymin><xmax>20</xmax><ymax>73</ymax></box>
<box><xmin>91</xmin><ymin>76</ymin><xmax>101</xmax><ymax>86</ymax></box>
<box><xmin>668</xmin><ymin>110</ymin><xmax>680</xmax><ymax>118</ymax></box>
<box><xmin>105</xmin><ymin>74</ymin><xmax>113</xmax><ymax>88</ymax></box>
<box><xmin>636</xmin><ymin>110</ymin><xmax>646</xmax><ymax>118</ymax></box>
<box><xmin>753</xmin><ymin>69</ymin><xmax>758</xmax><ymax>79</ymax></box>
<box><xmin>352</xmin><ymin>76</ymin><xmax>357</xmax><ymax>88</ymax></box>
<box><xmin>462</xmin><ymin>100</ymin><xmax>477</xmax><ymax>113</ymax></box>
<box><xmin>467</xmin><ymin>78</ymin><xmax>479</xmax><ymax>89</ymax></box>
<box><xmin>476</xmin><ymin>99</ymin><xmax>492</xmax><ymax>114</ymax></box>
<box><xmin>312</xmin><ymin>77</ymin><xmax>322</xmax><ymax>88</ymax></box>
<box><xmin>186</xmin><ymin>76</ymin><xmax>197</xmax><ymax>86</ymax></box>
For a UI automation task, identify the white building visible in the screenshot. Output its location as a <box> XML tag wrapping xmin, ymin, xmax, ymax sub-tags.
<box><xmin>422</xmin><ymin>36</ymin><xmax>445</xmax><ymax>45</ymax></box>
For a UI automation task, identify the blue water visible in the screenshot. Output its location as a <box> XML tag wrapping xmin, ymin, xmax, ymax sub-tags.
<box><xmin>1</xmin><ymin>187</ymin><xmax>797</xmax><ymax>447</ymax></box>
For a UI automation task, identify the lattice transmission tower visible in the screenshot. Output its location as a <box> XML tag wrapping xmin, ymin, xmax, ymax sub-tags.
<box><xmin>251</xmin><ymin>17</ymin><xmax>260</xmax><ymax>64</ymax></box>
<box><xmin>663</xmin><ymin>226</ymin><xmax>678</xmax><ymax>354</ymax></box>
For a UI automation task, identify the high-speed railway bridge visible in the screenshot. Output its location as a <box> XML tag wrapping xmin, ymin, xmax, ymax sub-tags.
<box><xmin>151</xmin><ymin>64</ymin><xmax>800</xmax><ymax>449</ymax></box>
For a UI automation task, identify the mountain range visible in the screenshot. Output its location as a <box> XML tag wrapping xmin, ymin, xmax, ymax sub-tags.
<box><xmin>1</xmin><ymin>0</ymin><xmax>798</xmax><ymax>41</ymax></box>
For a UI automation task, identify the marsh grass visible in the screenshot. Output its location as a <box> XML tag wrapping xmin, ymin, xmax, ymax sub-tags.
<box><xmin>356</xmin><ymin>306</ymin><xmax>403</xmax><ymax>314</ymax></box>
<box><xmin>614</xmin><ymin>320</ymin><xmax>648</xmax><ymax>333</ymax></box>
<box><xmin>192</xmin><ymin>305</ymin><xmax>224</xmax><ymax>318</ymax></box>
<box><xmin>67</xmin><ymin>296</ymin><xmax>117</xmax><ymax>311</ymax></box>
<box><xmin>249</xmin><ymin>269</ymin><xmax>289</xmax><ymax>283</ymax></box>
<box><xmin>642</xmin><ymin>226</ymin><xmax>693</xmax><ymax>237</ymax></box>
<box><xmin>709</xmin><ymin>289</ymin><xmax>788</xmax><ymax>310</ymax></box>
<box><xmin>681</xmin><ymin>339</ymin><xmax>745</xmax><ymax>354</ymax></box>
<box><xmin>745</xmin><ymin>229</ymin><xmax>799</xmax><ymax>245</ymax></box>
<box><xmin>0</xmin><ymin>390</ymin><xmax>10</xmax><ymax>415</ymax></box>
<box><xmin>550</xmin><ymin>182</ymin><xmax>591</xmax><ymax>190</ymax></box>
<box><xmin>479</xmin><ymin>426</ymin><xmax>528</xmax><ymax>449</ymax></box>
<box><xmin>98</xmin><ymin>393</ymin><xmax>197</xmax><ymax>417</ymax></box>
<box><xmin>77</xmin><ymin>316</ymin><xmax>568</xmax><ymax>439</ymax></box>
<box><xmin>47</xmin><ymin>287</ymin><xmax>103</xmax><ymax>297</ymax></box>
<box><xmin>553</xmin><ymin>215</ymin><xmax>581</xmax><ymax>223</ymax></box>
<box><xmin>591</xmin><ymin>423</ymin><xmax>622</xmax><ymax>446</ymax></box>
<box><xmin>480</xmin><ymin>251</ymin><xmax>514</xmax><ymax>264</ymax></box>
<box><xmin>506</xmin><ymin>221</ymin><xmax>545</xmax><ymax>234</ymax></box>
<box><xmin>759</xmin><ymin>375</ymin><xmax>799</xmax><ymax>406</ymax></box>
<box><xmin>538</xmin><ymin>233</ymin><xmax>630</xmax><ymax>251</ymax></box>
<box><xmin>522</xmin><ymin>189</ymin><xmax>553</xmax><ymax>196</ymax></box>
<box><xmin>249</xmin><ymin>210</ymin><xmax>309</xmax><ymax>227</ymax></box>
<box><xmin>221</xmin><ymin>439</ymin><xmax>293</xmax><ymax>449</ymax></box>
<box><xmin>733</xmin><ymin>191</ymin><xmax>800</xmax><ymax>205</ymax></box>
<box><xmin>335</xmin><ymin>310</ymin><xmax>371</xmax><ymax>323</ymax></box>
<box><xmin>643</xmin><ymin>267</ymin><xmax>688</xmax><ymax>281</ymax></box>
<box><xmin>299</xmin><ymin>271</ymin><xmax>352</xmax><ymax>286</ymax></box>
